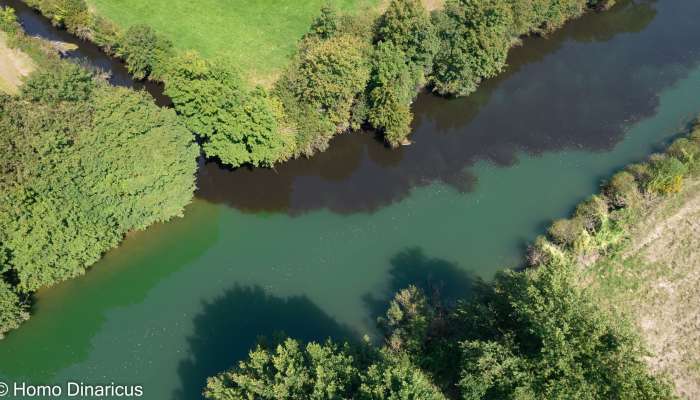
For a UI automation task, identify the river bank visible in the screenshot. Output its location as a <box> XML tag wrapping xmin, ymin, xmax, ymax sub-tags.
<box><xmin>581</xmin><ymin>165</ymin><xmax>700</xmax><ymax>399</ymax></box>
<box><xmin>2</xmin><ymin>1</ymin><xmax>700</xmax><ymax>399</ymax></box>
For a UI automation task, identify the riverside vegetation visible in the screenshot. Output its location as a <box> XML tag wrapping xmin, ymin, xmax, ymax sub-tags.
<box><xmin>0</xmin><ymin>0</ymin><xmax>617</xmax><ymax>337</ymax></box>
<box><xmin>202</xmin><ymin>121</ymin><xmax>700</xmax><ymax>398</ymax></box>
<box><xmin>0</xmin><ymin>8</ymin><xmax>198</xmax><ymax>338</ymax></box>
<box><xmin>22</xmin><ymin>0</ymin><xmax>615</xmax><ymax>163</ymax></box>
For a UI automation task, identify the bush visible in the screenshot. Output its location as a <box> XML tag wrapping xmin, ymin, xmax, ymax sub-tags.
<box><xmin>306</xmin><ymin>3</ymin><xmax>339</xmax><ymax>40</ymax></box>
<box><xmin>0</xmin><ymin>6</ymin><xmax>19</xmax><ymax>33</ymax></box>
<box><xmin>0</xmin><ymin>280</ymin><xmax>29</xmax><ymax>339</ymax></box>
<box><xmin>117</xmin><ymin>24</ymin><xmax>172</xmax><ymax>80</ymax></box>
<box><xmin>548</xmin><ymin>217</ymin><xmax>586</xmax><ymax>248</ymax></box>
<box><xmin>22</xmin><ymin>61</ymin><xmax>94</xmax><ymax>102</ymax></box>
<box><xmin>646</xmin><ymin>154</ymin><xmax>688</xmax><ymax>195</ymax></box>
<box><xmin>574</xmin><ymin>195</ymin><xmax>609</xmax><ymax>233</ymax></box>
<box><xmin>603</xmin><ymin>171</ymin><xmax>641</xmax><ymax>208</ymax></box>
<box><xmin>431</xmin><ymin>0</ymin><xmax>514</xmax><ymax>97</ymax></box>
<box><xmin>667</xmin><ymin>137</ymin><xmax>700</xmax><ymax>169</ymax></box>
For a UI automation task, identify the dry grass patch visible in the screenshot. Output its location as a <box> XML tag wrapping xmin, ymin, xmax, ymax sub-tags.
<box><xmin>581</xmin><ymin>181</ymin><xmax>700</xmax><ymax>399</ymax></box>
<box><xmin>0</xmin><ymin>32</ymin><xmax>35</xmax><ymax>94</ymax></box>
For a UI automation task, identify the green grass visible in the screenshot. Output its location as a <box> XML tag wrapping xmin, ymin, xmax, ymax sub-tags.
<box><xmin>87</xmin><ymin>0</ymin><xmax>380</xmax><ymax>85</ymax></box>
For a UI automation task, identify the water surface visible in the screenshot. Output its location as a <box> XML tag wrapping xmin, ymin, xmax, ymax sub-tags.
<box><xmin>2</xmin><ymin>1</ymin><xmax>700</xmax><ymax>399</ymax></box>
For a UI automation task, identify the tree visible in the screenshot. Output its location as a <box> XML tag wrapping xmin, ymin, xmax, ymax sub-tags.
<box><xmin>165</xmin><ymin>52</ymin><xmax>292</xmax><ymax>167</ymax></box>
<box><xmin>359</xmin><ymin>353</ymin><xmax>447</xmax><ymax>400</ymax></box>
<box><xmin>431</xmin><ymin>0</ymin><xmax>514</xmax><ymax>96</ymax></box>
<box><xmin>278</xmin><ymin>34</ymin><xmax>370</xmax><ymax>154</ymax></box>
<box><xmin>306</xmin><ymin>2</ymin><xmax>339</xmax><ymax>40</ymax></box>
<box><xmin>204</xmin><ymin>338</ymin><xmax>361</xmax><ymax>400</ymax></box>
<box><xmin>2</xmin><ymin>72</ymin><xmax>198</xmax><ymax>291</ymax></box>
<box><xmin>367</xmin><ymin>42</ymin><xmax>416</xmax><ymax>147</ymax></box>
<box><xmin>376</xmin><ymin>0</ymin><xmax>438</xmax><ymax>73</ymax></box>
<box><xmin>455</xmin><ymin>263</ymin><xmax>674</xmax><ymax>400</ymax></box>
<box><xmin>117</xmin><ymin>24</ymin><xmax>172</xmax><ymax>80</ymax></box>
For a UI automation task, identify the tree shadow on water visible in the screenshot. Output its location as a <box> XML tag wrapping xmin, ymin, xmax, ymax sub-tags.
<box><xmin>364</xmin><ymin>247</ymin><xmax>480</xmax><ymax>325</ymax></box>
<box><xmin>173</xmin><ymin>285</ymin><xmax>357</xmax><ymax>400</ymax></box>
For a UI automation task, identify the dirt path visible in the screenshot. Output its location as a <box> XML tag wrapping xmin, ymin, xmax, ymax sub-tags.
<box><xmin>0</xmin><ymin>32</ymin><xmax>35</xmax><ymax>94</ymax></box>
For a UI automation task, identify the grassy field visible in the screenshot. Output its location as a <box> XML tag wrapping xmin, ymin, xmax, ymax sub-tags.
<box><xmin>87</xmin><ymin>0</ymin><xmax>380</xmax><ymax>85</ymax></box>
<box><xmin>0</xmin><ymin>32</ymin><xmax>35</xmax><ymax>94</ymax></box>
<box><xmin>579</xmin><ymin>181</ymin><xmax>700</xmax><ymax>399</ymax></box>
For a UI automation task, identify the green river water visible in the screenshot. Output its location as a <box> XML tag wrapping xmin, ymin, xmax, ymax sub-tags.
<box><xmin>1</xmin><ymin>1</ymin><xmax>700</xmax><ymax>399</ymax></box>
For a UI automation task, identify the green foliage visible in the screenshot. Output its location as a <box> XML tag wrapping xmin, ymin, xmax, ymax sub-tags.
<box><xmin>376</xmin><ymin>0</ymin><xmax>438</xmax><ymax>73</ymax></box>
<box><xmin>645</xmin><ymin>154</ymin><xmax>688</xmax><ymax>195</ymax></box>
<box><xmin>0</xmin><ymin>6</ymin><xmax>19</xmax><ymax>33</ymax></box>
<box><xmin>204</xmin><ymin>338</ymin><xmax>361</xmax><ymax>400</ymax></box>
<box><xmin>603</xmin><ymin>171</ymin><xmax>641</xmax><ymax>208</ymax></box>
<box><xmin>547</xmin><ymin>217</ymin><xmax>586</xmax><ymax>248</ymax></box>
<box><xmin>278</xmin><ymin>34</ymin><xmax>370</xmax><ymax>155</ymax></box>
<box><xmin>367</xmin><ymin>42</ymin><xmax>416</xmax><ymax>147</ymax></box>
<box><xmin>117</xmin><ymin>24</ymin><xmax>173</xmax><ymax>80</ymax></box>
<box><xmin>23</xmin><ymin>0</ymin><xmax>90</xmax><ymax>32</ymax></box>
<box><xmin>1</xmin><ymin>68</ymin><xmax>197</xmax><ymax>292</ymax></box>
<box><xmin>307</xmin><ymin>3</ymin><xmax>339</xmax><ymax>40</ymax></box>
<box><xmin>0</xmin><ymin>280</ymin><xmax>29</xmax><ymax>339</ymax></box>
<box><xmin>431</xmin><ymin>0</ymin><xmax>514</xmax><ymax>96</ymax></box>
<box><xmin>455</xmin><ymin>263</ymin><xmax>674</xmax><ymax>400</ymax></box>
<box><xmin>204</xmin><ymin>337</ymin><xmax>445</xmax><ymax>400</ymax></box>
<box><xmin>22</xmin><ymin>61</ymin><xmax>94</xmax><ymax>102</ymax></box>
<box><xmin>380</xmin><ymin>285</ymin><xmax>433</xmax><ymax>356</ymax></box>
<box><xmin>359</xmin><ymin>353</ymin><xmax>447</xmax><ymax>400</ymax></box>
<box><xmin>574</xmin><ymin>195</ymin><xmax>609</xmax><ymax>234</ymax></box>
<box><xmin>165</xmin><ymin>52</ymin><xmax>292</xmax><ymax>167</ymax></box>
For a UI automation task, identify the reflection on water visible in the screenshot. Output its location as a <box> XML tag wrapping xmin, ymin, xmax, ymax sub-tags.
<box><xmin>197</xmin><ymin>0</ymin><xmax>675</xmax><ymax>215</ymax></box>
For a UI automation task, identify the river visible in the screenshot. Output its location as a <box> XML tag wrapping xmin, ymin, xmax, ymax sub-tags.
<box><xmin>1</xmin><ymin>1</ymin><xmax>700</xmax><ymax>399</ymax></box>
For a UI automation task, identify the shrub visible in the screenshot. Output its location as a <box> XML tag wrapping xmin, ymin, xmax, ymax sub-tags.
<box><xmin>646</xmin><ymin>154</ymin><xmax>688</xmax><ymax>195</ymax></box>
<box><xmin>527</xmin><ymin>235</ymin><xmax>567</xmax><ymax>267</ymax></box>
<box><xmin>667</xmin><ymin>137</ymin><xmax>700</xmax><ymax>169</ymax></box>
<box><xmin>548</xmin><ymin>217</ymin><xmax>586</xmax><ymax>248</ymax></box>
<box><xmin>22</xmin><ymin>61</ymin><xmax>94</xmax><ymax>102</ymax></box>
<box><xmin>431</xmin><ymin>0</ymin><xmax>514</xmax><ymax>96</ymax></box>
<box><xmin>574</xmin><ymin>195</ymin><xmax>609</xmax><ymax>233</ymax></box>
<box><xmin>603</xmin><ymin>171</ymin><xmax>641</xmax><ymax>208</ymax></box>
<box><xmin>0</xmin><ymin>6</ymin><xmax>19</xmax><ymax>33</ymax></box>
<box><xmin>117</xmin><ymin>24</ymin><xmax>173</xmax><ymax>80</ymax></box>
<box><xmin>0</xmin><ymin>280</ymin><xmax>29</xmax><ymax>339</ymax></box>
<box><xmin>306</xmin><ymin>3</ymin><xmax>339</xmax><ymax>40</ymax></box>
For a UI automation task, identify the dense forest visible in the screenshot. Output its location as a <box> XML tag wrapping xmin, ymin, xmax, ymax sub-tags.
<box><xmin>22</xmin><ymin>0</ymin><xmax>615</xmax><ymax>167</ymax></box>
<box><xmin>202</xmin><ymin>120</ymin><xmax>700</xmax><ymax>399</ymax></box>
<box><xmin>0</xmin><ymin>9</ymin><xmax>198</xmax><ymax>338</ymax></box>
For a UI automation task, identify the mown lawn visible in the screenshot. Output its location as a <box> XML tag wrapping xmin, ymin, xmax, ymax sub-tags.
<box><xmin>87</xmin><ymin>0</ymin><xmax>380</xmax><ymax>85</ymax></box>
